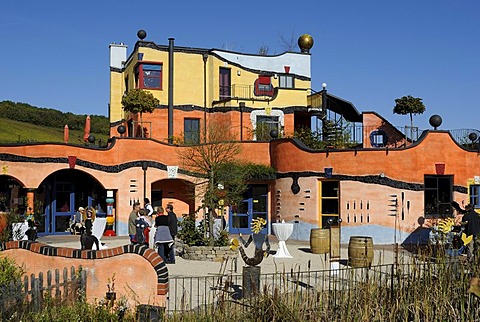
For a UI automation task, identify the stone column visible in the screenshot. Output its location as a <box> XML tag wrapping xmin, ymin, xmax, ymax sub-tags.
<box><xmin>26</xmin><ymin>189</ymin><xmax>35</xmax><ymax>214</ymax></box>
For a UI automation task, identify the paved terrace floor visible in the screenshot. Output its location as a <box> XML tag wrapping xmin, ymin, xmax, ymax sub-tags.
<box><xmin>36</xmin><ymin>234</ymin><xmax>413</xmax><ymax>277</ymax></box>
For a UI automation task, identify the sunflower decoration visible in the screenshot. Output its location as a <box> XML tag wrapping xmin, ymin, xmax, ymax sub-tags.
<box><xmin>437</xmin><ymin>218</ymin><xmax>455</xmax><ymax>234</ymax></box>
<box><xmin>435</xmin><ymin>217</ymin><xmax>472</xmax><ymax>246</ymax></box>
<box><xmin>251</xmin><ymin>218</ymin><xmax>267</xmax><ymax>234</ymax></box>
<box><xmin>229</xmin><ymin>238</ymin><xmax>239</xmax><ymax>251</ymax></box>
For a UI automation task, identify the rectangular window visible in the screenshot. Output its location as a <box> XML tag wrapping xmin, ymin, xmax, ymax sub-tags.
<box><xmin>184</xmin><ymin>118</ymin><xmax>200</xmax><ymax>144</ymax></box>
<box><xmin>470</xmin><ymin>185</ymin><xmax>480</xmax><ymax>209</ymax></box>
<box><xmin>254</xmin><ymin>76</ymin><xmax>274</xmax><ymax>97</ymax></box>
<box><xmin>256</xmin><ymin>115</ymin><xmax>279</xmax><ymax>141</ymax></box>
<box><xmin>320</xmin><ymin>180</ymin><xmax>340</xmax><ymax>228</ymax></box>
<box><xmin>279</xmin><ymin>75</ymin><xmax>294</xmax><ymax>88</ymax></box>
<box><xmin>424</xmin><ymin>175</ymin><xmax>453</xmax><ymax>218</ymax></box>
<box><xmin>135</xmin><ymin>63</ymin><xmax>163</xmax><ymax>89</ymax></box>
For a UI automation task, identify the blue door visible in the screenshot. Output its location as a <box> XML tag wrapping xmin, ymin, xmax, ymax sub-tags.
<box><xmin>51</xmin><ymin>182</ymin><xmax>75</xmax><ymax>234</ymax></box>
<box><xmin>229</xmin><ymin>185</ymin><xmax>268</xmax><ymax>234</ymax></box>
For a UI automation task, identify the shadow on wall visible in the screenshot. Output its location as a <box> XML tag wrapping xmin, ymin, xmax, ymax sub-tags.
<box><xmin>401</xmin><ymin>216</ymin><xmax>431</xmax><ymax>253</ymax></box>
<box><xmin>287</xmin><ymin>221</ymin><xmax>315</xmax><ymax>241</ymax></box>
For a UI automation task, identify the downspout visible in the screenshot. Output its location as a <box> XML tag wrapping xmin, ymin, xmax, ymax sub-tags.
<box><xmin>168</xmin><ymin>38</ymin><xmax>174</xmax><ymax>144</ymax></box>
<box><xmin>321</xmin><ymin>84</ymin><xmax>327</xmax><ymax>141</ymax></box>
<box><xmin>239</xmin><ymin>102</ymin><xmax>245</xmax><ymax>141</ymax></box>
<box><xmin>203</xmin><ymin>53</ymin><xmax>208</xmax><ymax>142</ymax></box>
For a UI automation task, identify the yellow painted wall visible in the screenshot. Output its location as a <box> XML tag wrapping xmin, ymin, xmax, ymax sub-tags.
<box><xmin>109</xmin><ymin>71</ymin><xmax>126</xmax><ymax>123</ymax></box>
<box><xmin>111</xmin><ymin>43</ymin><xmax>312</xmax><ymax>125</ymax></box>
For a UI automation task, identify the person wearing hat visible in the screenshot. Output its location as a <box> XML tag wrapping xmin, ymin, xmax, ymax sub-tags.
<box><xmin>69</xmin><ymin>207</ymin><xmax>85</xmax><ymax>235</ymax></box>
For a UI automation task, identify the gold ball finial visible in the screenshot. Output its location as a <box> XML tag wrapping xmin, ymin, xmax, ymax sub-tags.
<box><xmin>298</xmin><ymin>34</ymin><xmax>314</xmax><ymax>53</ymax></box>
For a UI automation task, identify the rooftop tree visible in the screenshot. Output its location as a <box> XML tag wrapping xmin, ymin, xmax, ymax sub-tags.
<box><xmin>393</xmin><ymin>95</ymin><xmax>426</xmax><ymax>130</ymax></box>
<box><xmin>121</xmin><ymin>89</ymin><xmax>159</xmax><ymax>137</ymax></box>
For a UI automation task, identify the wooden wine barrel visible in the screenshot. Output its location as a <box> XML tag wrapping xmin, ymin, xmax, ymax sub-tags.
<box><xmin>310</xmin><ymin>228</ymin><xmax>330</xmax><ymax>254</ymax></box>
<box><xmin>348</xmin><ymin>236</ymin><xmax>374</xmax><ymax>268</ymax></box>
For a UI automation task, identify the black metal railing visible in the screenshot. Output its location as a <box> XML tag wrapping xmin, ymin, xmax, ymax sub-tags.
<box><xmin>218</xmin><ymin>84</ymin><xmax>272</xmax><ymax>101</ymax></box>
<box><xmin>167</xmin><ymin>258</ymin><xmax>479</xmax><ymax>319</ymax></box>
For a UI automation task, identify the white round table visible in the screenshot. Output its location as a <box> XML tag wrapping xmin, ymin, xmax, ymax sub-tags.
<box><xmin>272</xmin><ymin>223</ymin><xmax>294</xmax><ymax>258</ymax></box>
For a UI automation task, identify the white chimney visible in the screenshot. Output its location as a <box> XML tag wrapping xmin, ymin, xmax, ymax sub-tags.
<box><xmin>109</xmin><ymin>43</ymin><xmax>127</xmax><ymax>69</ymax></box>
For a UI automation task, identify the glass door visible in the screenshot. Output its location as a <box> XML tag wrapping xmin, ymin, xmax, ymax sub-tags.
<box><xmin>52</xmin><ymin>182</ymin><xmax>75</xmax><ymax>234</ymax></box>
<box><xmin>229</xmin><ymin>184</ymin><xmax>268</xmax><ymax>234</ymax></box>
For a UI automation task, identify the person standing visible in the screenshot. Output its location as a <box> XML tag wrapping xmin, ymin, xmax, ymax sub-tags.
<box><xmin>166</xmin><ymin>204</ymin><xmax>178</xmax><ymax>264</ymax></box>
<box><xmin>154</xmin><ymin>206</ymin><xmax>174</xmax><ymax>263</ymax></box>
<box><xmin>462</xmin><ymin>204</ymin><xmax>480</xmax><ymax>259</ymax></box>
<box><xmin>144</xmin><ymin>198</ymin><xmax>154</xmax><ymax>217</ymax></box>
<box><xmin>128</xmin><ymin>202</ymin><xmax>141</xmax><ymax>243</ymax></box>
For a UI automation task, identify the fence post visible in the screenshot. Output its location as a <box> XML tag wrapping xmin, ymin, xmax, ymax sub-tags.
<box><xmin>63</xmin><ymin>267</ymin><xmax>68</xmax><ymax>302</ymax></box>
<box><xmin>55</xmin><ymin>269</ymin><xmax>61</xmax><ymax>299</ymax></box>
<box><xmin>31</xmin><ymin>277</ymin><xmax>41</xmax><ymax>312</ymax></box>
<box><xmin>390</xmin><ymin>264</ymin><xmax>394</xmax><ymax>300</ymax></box>
<box><xmin>79</xmin><ymin>269</ymin><xmax>87</xmax><ymax>300</ymax></box>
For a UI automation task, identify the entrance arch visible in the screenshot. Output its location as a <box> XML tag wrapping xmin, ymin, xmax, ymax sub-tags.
<box><xmin>36</xmin><ymin>169</ymin><xmax>107</xmax><ymax>235</ymax></box>
<box><xmin>0</xmin><ymin>175</ymin><xmax>27</xmax><ymax>213</ymax></box>
<box><xmin>150</xmin><ymin>179</ymin><xmax>195</xmax><ymax>216</ymax></box>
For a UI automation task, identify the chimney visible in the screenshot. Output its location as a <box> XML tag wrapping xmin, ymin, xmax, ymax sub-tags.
<box><xmin>109</xmin><ymin>42</ymin><xmax>127</xmax><ymax>69</ymax></box>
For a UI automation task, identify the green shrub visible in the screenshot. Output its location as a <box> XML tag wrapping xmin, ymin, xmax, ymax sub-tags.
<box><xmin>178</xmin><ymin>213</ymin><xmax>205</xmax><ymax>246</ymax></box>
<box><xmin>178</xmin><ymin>213</ymin><xmax>230</xmax><ymax>247</ymax></box>
<box><xmin>0</xmin><ymin>256</ymin><xmax>24</xmax><ymax>287</ymax></box>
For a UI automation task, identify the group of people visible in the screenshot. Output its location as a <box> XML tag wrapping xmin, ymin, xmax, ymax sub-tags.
<box><xmin>128</xmin><ymin>198</ymin><xmax>178</xmax><ymax>264</ymax></box>
<box><xmin>68</xmin><ymin>206</ymin><xmax>96</xmax><ymax>236</ymax></box>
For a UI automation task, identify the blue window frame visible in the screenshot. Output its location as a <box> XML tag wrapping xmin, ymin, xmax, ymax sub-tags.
<box><xmin>369</xmin><ymin>130</ymin><xmax>388</xmax><ymax>147</ymax></box>
<box><xmin>470</xmin><ymin>185</ymin><xmax>480</xmax><ymax>209</ymax></box>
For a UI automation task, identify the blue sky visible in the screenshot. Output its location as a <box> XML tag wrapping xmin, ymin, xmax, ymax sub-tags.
<box><xmin>1</xmin><ymin>0</ymin><xmax>479</xmax><ymax>131</ymax></box>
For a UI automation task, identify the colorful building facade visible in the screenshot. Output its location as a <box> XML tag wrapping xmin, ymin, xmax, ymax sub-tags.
<box><xmin>0</xmin><ymin>31</ymin><xmax>479</xmax><ymax>245</ymax></box>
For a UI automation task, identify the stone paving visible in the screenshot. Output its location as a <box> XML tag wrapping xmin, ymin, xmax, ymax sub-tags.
<box><xmin>37</xmin><ymin>234</ymin><xmax>412</xmax><ymax>277</ymax></box>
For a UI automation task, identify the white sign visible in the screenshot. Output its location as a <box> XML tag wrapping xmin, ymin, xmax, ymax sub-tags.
<box><xmin>167</xmin><ymin>166</ymin><xmax>178</xmax><ymax>179</ymax></box>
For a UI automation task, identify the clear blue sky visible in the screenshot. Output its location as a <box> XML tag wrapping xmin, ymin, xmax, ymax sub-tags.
<box><xmin>1</xmin><ymin>0</ymin><xmax>479</xmax><ymax>131</ymax></box>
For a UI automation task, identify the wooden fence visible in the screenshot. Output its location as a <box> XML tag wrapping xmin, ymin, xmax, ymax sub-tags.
<box><xmin>0</xmin><ymin>266</ymin><xmax>86</xmax><ymax>318</ymax></box>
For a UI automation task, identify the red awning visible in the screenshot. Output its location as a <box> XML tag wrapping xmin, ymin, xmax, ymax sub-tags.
<box><xmin>259</xmin><ymin>76</ymin><xmax>271</xmax><ymax>85</ymax></box>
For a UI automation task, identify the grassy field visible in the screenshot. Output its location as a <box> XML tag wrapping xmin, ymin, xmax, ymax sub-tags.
<box><xmin>0</xmin><ymin>119</ymin><xmax>109</xmax><ymax>144</ymax></box>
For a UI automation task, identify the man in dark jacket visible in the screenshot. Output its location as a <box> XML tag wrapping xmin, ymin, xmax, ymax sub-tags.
<box><xmin>166</xmin><ymin>204</ymin><xmax>178</xmax><ymax>264</ymax></box>
<box><xmin>462</xmin><ymin>204</ymin><xmax>480</xmax><ymax>259</ymax></box>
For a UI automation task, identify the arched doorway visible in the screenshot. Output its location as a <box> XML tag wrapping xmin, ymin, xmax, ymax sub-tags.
<box><xmin>150</xmin><ymin>179</ymin><xmax>195</xmax><ymax>216</ymax></box>
<box><xmin>36</xmin><ymin>169</ymin><xmax>107</xmax><ymax>235</ymax></box>
<box><xmin>0</xmin><ymin>175</ymin><xmax>27</xmax><ymax>214</ymax></box>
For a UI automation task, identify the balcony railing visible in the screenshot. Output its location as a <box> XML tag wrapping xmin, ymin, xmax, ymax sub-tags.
<box><xmin>331</xmin><ymin>125</ymin><xmax>480</xmax><ymax>148</ymax></box>
<box><xmin>218</xmin><ymin>85</ymin><xmax>272</xmax><ymax>101</ymax></box>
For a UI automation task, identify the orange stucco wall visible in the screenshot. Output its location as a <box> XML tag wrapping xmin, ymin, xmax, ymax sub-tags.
<box><xmin>0</xmin><ymin>137</ymin><xmax>271</xmax><ymax>235</ymax></box>
<box><xmin>0</xmin><ymin>241</ymin><xmax>168</xmax><ymax>307</ymax></box>
<box><xmin>1</xmin><ymin>129</ymin><xmax>478</xmax><ymax>244</ymax></box>
<box><xmin>269</xmin><ymin>131</ymin><xmax>478</xmax><ymax>243</ymax></box>
<box><xmin>271</xmin><ymin>131</ymin><xmax>476</xmax><ymax>186</ymax></box>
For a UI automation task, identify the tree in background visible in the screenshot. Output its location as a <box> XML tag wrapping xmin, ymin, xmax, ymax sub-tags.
<box><xmin>121</xmin><ymin>89</ymin><xmax>159</xmax><ymax>137</ymax></box>
<box><xmin>0</xmin><ymin>101</ymin><xmax>109</xmax><ymax>135</ymax></box>
<box><xmin>178</xmin><ymin>120</ymin><xmax>276</xmax><ymax>246</ymax></box>
<box><xmin>393</xmin><ymin>95</ymin><xmax>426</xmax><ymax>130</ymax></box>
<box><xmin>178</xmin><ymin>122</ymin><xmax>241</xmax><ymax>246</ymax></box>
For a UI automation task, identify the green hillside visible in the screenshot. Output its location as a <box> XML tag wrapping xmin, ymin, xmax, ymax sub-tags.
<box><xmin>0</xmin><ymin>118</ymin><xmax>110</xmax><ymax>145</ymax></box>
